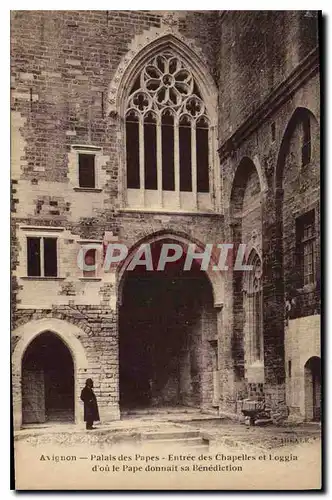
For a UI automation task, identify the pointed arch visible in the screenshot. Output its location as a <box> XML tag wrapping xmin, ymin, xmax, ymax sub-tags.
<box><xmin>12</xmin><ymin>318</ymin><xmax>89</xmax><ymax>374</ymax></box>
<box><xmin>117</xmin><ymin>228</ymin><xmax>221</xmax><ymax>411</ymax></box>
<box><xmin>113</xmin><ymin>33</ymin><xmax>219</xmax><ymax>213</ymax></box>
<box><xmin>244</xmin><ymin>248</ymin><xmax>263</xmax><ymax>293</ymax></box>
<box><xmin>12</xmin><ymin>318</ymin><xmax>89</xmax><ymax>428</ymax></box>
<box><xmin>275</xmin><ymin>106</ymin><xmax>319</xmax><ymax>190</ymax></box>
<box><xmin>116</xmin><ymin>229</ymin><xmax>224</xmax><ymax>308</ymax></box>
<box><xmin>230</xmin><ymin>156</ymin><xmax>265</xmax><ymax>218</ymax></box>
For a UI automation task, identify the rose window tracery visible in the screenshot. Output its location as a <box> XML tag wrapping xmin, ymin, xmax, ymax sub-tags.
<box><xmin>142</xmin><ymin>54</ymin><xmax>194</xmax><ymax>107</ymax></box>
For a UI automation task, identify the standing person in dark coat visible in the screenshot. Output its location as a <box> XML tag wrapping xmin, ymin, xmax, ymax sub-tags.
<box><xmin>80</xmin><ymin>378</ymin><xmax>100</xmax><ymax>430</ymax></box>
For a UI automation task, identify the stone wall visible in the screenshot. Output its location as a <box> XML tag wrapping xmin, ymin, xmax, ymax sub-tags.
<box><xmin>285</xmin><ymin>315</ymin><xmax>320</xmax><ymax>419</ymax></box>
<box><xmin>217</xmin><ymin>11</ymin><xmax>319</xmax><ymax>144</ymax></box>
<box><xmin>219</xmin><ymin>12</ymin><xmax>320</xmax><ymax>415</ymax></box>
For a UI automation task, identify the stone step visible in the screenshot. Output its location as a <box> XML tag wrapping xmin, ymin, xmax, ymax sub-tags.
<box><xmin>141</xmin><ymin>429</ymin><xmax>209</xmax><ymax>450</ymax></box>
<box><xmin>122</xmin><ymin>407</ymin><xmax>207</xmax><ymax>415</ymax></box>
<box><xmin>144</xmin><ymin>436</ymin><xmax>206</xmax><ymax>447</ymax></box>
<box><xmin>16</xmin><ymin>424</ymin><xmax>210</xmax><ymax>451</ymax></box>
<box><xmin>142</xmin><ymin>430</ymin><xmax>201</xmax><ymax>440</ymax></box>
<box><xmin>192</xmin><ymin>445</ymin><xmax>210</xmax><ymax>452</ymax></box>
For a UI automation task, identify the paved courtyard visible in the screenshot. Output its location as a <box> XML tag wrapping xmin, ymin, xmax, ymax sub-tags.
<box><xmin>15</xmin><ymin>406</ymin><xmax>321</xmax><ymax>451</ymax></box>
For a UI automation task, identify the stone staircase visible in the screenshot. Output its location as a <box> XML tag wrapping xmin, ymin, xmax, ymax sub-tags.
<box><xmin>16</xmin><ymin>424</ymin><xmax>209</xmax><ymax>451</ymax></box>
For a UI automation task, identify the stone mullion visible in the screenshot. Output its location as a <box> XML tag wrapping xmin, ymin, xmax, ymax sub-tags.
<box><xmin>138</xmin><ymin>115</ymin><xmax>145</xmax><ymax>207</ymax></box>
<box><xmin>253</xmin><ymin>291</ymin><xmax>257</xmax><ymax>362</ymax></box>
<box><xmin>208</xmin><ymin>125</ymin><xmax>214</xmax><ymax>208</ymax></box>
<box><xmin>156</xmin><ymin>117</ymin><xmax>162</xmax><ymax>207</ymax></box>
<box><xmin>259</xmin><ymin>288</ymin><xmax>264</xmax><ymax>362</ymax></box>
<box><xmin>40</xmin><ymin>237</ymin><xmax>45</xmax><ymax>277</ymax></box>
<box><xmin>191</xmin><ymin>120</ymin><xmax>197</xmax><ymax>209</ymax></box>
<box><xmin>248</xmin><ymin>292</ymin><xmax>252</xmax><ymax>365</ymax></box>
<box><xmin>174</xmin><ymin>116</ymin><xmax>181</xmax><ymax>209</ymax></box>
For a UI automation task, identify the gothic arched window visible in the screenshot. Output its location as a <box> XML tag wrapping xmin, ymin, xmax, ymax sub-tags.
<box><xmin>125</xmin><ymin>51</ymin><xmax>213</xmax><ymax>212</ymax></box>
<box><xmin>245</xmin><ymin>252</ymin><xmax>263</xmax><ymax>363</ymax></box>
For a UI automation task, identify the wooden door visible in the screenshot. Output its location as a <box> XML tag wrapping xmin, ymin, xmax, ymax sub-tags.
<box><xmin>312</xmin><ymin>370</ymin><xmax>321</xmax><ymax>421</ymax></box>
<box><xmin>22</xmin><ymin>370</ymin><xmax>46</xmax><ymax>424</ymax></box>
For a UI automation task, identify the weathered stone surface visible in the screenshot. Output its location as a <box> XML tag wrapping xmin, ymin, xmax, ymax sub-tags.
<box><xmin>11</xmin><ymin>10</ymin><xmax>320</xmax><ymax>427</ymax></box>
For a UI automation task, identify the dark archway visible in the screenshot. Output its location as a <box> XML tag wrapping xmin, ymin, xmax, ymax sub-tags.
<box><xmin>275</xmin><ymin>107</ymin><xmax>319</xmax><ymax>191</ymax></box>
<box><xmin>230</xmin><ymin>156</ymin><xmax>262</xmax><ymax>219</ymax></box>
<box><xmin>22</xmin><ymin>331</ymin><xmax>74</xmax><ymax>424</ymax></box>
<box><xmin>304</xmin><ymin>356</ymin><xmax>321</xmax><ymax>422</ymax></box>
<box><xmin>119</xmin><ymin>239</ymin><xmax>216</xmax><ymax>411</ymax></box>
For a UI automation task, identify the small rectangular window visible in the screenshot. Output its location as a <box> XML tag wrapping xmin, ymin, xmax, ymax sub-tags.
<box><xmin>27</xmin><ymin>237</ymin><xmax>41</xmax><ymax>277</ymax></box>
<box><xmin>302</xmin><ymin>116</ymin><xmax>311</xmax><ymax>167</ymax></box>
<box><xmin>83</xmin><ymin>249</ymin><xmax>96</xmax><ymax>277</ymax></box>
<box><xmin>27</xmin><ymin>237</ymin><xmax>58</xmax><ymax>277</ymax></box>
<box><xmin>44</xmin><ymin>238</ymin><xmax>58</xmax><ymax>277</ymax></box>
<box><xmin>271</xmin><ymin>122</ymin><xmax>276</xmax><ymax>142</ymax></box>
<box><xmin>288</xmin><ymin>360</ymin><xmax>292</xmax><ymax>378</ymax></box>
<box><xmin>79</xmin><ymin>154</ymin><xmax>95</xmax><ymax>188</ymax></box>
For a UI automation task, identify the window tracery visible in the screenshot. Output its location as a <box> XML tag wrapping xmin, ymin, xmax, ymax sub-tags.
<box><xmin>125</xmin><ymin>51</ymin><xmax>213</xmax><ymax>211</ymax></box>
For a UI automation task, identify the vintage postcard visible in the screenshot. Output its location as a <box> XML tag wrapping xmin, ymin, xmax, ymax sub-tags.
<box><xmin>11</xmin><ymin>9</ymin><xmax>322</xmax><ymax>490</ymax></box>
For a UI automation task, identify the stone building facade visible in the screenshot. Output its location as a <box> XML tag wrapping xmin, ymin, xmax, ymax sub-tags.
<box><xmin>11</xmin><ymin>10</ymin><xmax>320</xmax><ymax>428</ymax></box>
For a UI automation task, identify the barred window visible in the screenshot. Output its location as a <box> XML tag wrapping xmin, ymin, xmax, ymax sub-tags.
<box><xmin>302</xmin><ymin>115</ymin><xmax>311</xmax><ymax>167</ymax></box>
<box><xmin>125</xmin><ymin>52</ymin><xmax>213</xmax><ymax>211</ymax></box>
<box><xmin>245</xmin><ymin>252</ymin><xmax>263</xmax><ymax>363</ymax></box>
<box><xmin>297</xmin><ymin>210</ymin><xmax>316</xmax><ymax>286</ymax></box>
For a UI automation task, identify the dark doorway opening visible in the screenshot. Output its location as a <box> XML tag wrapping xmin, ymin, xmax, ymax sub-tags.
<box><xmin>119</xmin><ymin>240</ymin><xmax>215</xmax><ymax>411</ymax></box>
<box><xmin>22</xmin><ymin>331</ymin><xmax>74</xmax><ymax>424</ymax></box>
<box><xmin>304</xmin><ymin>356</ymin><xmax>321</xmax><ymax>422</ymax></box>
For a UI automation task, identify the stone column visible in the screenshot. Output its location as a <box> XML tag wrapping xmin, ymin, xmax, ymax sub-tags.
<box><xmin>262</xmin><ymin>188</ymin><xmax>288</xmax><ymax>422</ymax></box>
<box><xmin>217</xmin><ymin>215</ymin><xmax>245</xmax><ymax>417</ymax></box>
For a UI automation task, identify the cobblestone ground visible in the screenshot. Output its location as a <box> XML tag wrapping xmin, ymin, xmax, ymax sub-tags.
<box><xmin>186</xmin><ymin>420</ymin><xmax>321</xmax><ymax>451</ymax></box>
<box><xmin>15</xmin><ymin>406</ymin><xmax>321</xmax><ymax>451</ymax></box>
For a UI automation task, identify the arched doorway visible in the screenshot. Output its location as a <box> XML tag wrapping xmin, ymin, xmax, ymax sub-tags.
<box><xmin>119</xmin><ymin>239</ymin><xmax>217</xmax><ymax>412</ymax></box>
<box><xmin>22</xmin><ymin>331</ymin><xmax>74</xmax><ymax>424</ymax></box>
<box><xmin>304</xmin><ymin>356</ymin><xmax>321</xmax><ymax>422</ymax></box>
